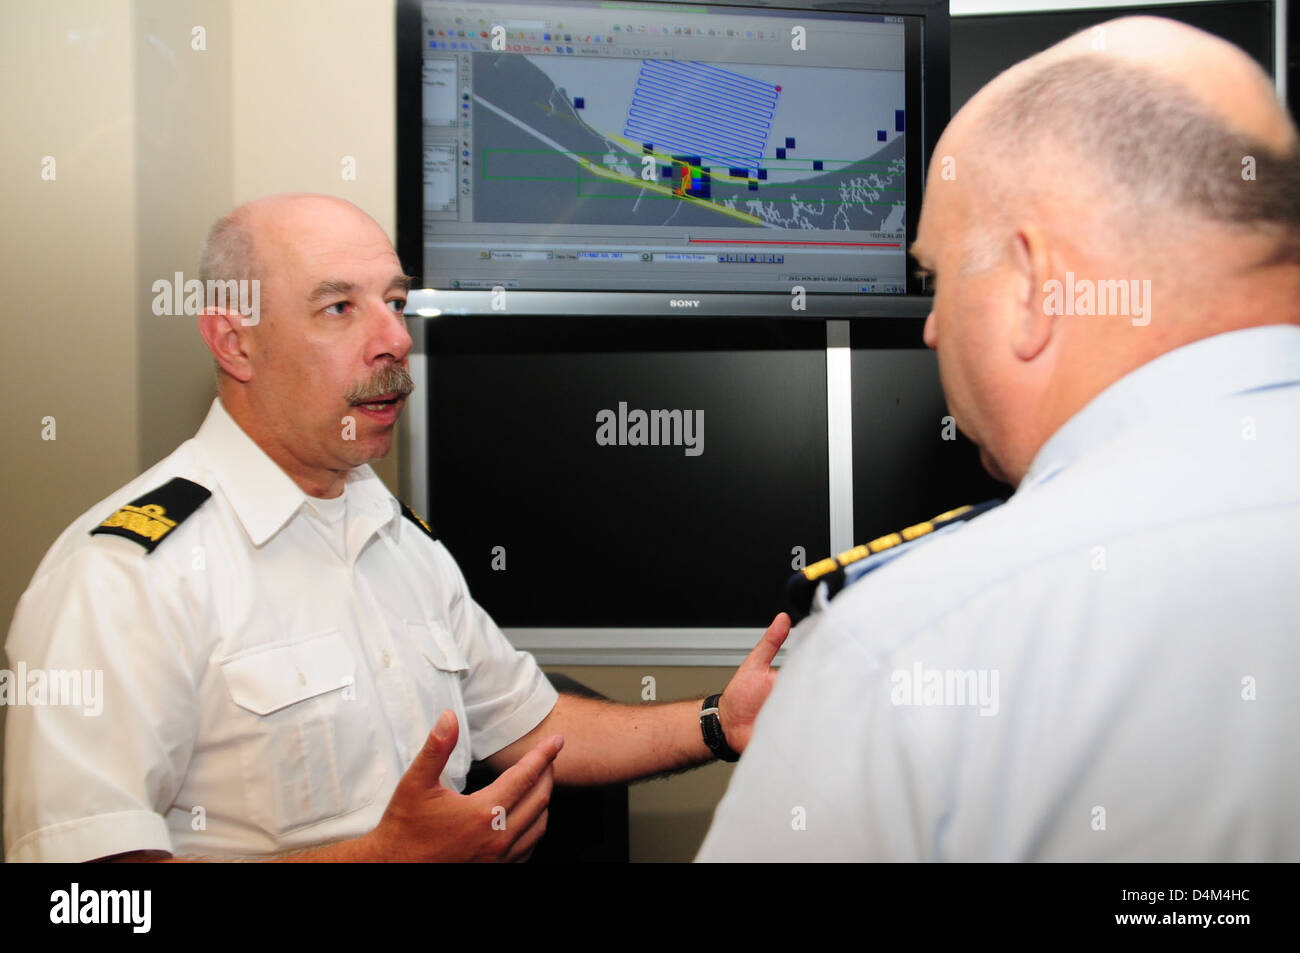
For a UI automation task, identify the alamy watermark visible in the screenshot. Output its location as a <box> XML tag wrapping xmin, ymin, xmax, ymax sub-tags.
<box><xmin>152</xmin><ymin>271</ymin><xmax>260</xmax><ymax>325</ymax></box>
<box><xmin>890</xmin><ymin>662</ymin><xmax>999</xmax><ymax>717</ymax></box>
<box><xmin>596</xmin><ymin>402</ymin><xmax>703</xmax><ymax>457</ymax></box>
<box><xmin>50</xmin><ymin>883</ymin><xmax>150</xmax><ymax>933</ymax></box>
<box><xmin>1043</xmin><ymin>271</ymin><xmax>1151</xmax><ymax>327</ymax></box>
<box><xmin>0</xmin><ymin>663</ymin><xmax>103</xmax><ymax>716</ymax></box>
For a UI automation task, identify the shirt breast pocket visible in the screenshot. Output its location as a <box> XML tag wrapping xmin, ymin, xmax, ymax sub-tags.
<box><xmin>219</xmin><ymin>629</ymin><xmax>383</xmax><ymax>836</ymax></box>
<box><xmin>408</xmin><ymin>620</ymin><xmax>473</xmax><ymax>789</ymax></box>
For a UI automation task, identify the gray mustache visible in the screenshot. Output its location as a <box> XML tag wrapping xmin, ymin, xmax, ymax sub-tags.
<box><xmin>346</xmin><ymin>364</ymin><xmax>415</xmax><ymax>404</ymax></box>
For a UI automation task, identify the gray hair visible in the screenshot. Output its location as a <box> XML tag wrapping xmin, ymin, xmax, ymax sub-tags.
<box><xmin>198</xmin><ymin>208</ymin><xmax>261</xmax><ymax>385</ymax></box>
<box><xmin>198</xmin><ymin>208</ymin><xmax>260</xmax><ymax>305</ymax></box>
<box><xmin>964</xmin><ymin>53</ymin><xmax>1300</xmax><ymax>271</ymax></box>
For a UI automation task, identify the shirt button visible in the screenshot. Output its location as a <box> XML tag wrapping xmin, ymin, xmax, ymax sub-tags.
<box><xmin>297</xmin><ymin>671</ymin><xmax>307</xmax><ymax>686</ymax></box>
<box><xmin>382</xmin><ymin>652</ymin><xmax>393</xmax><ymax>668</ymax></box>
<box><xmin>402</xmin><ymin>745</ymin><xmax>412</xmax><ymax>762</ymax></box>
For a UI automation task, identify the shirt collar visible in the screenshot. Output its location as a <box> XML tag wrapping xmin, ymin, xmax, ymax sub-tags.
<box><xmin>193</xmin><ymin>397</ymin><xmax>401</xmax><ymax>547</ymax></box>
<box><xmin>343</xmin><ymin>460</ymin><xmax>404</xmax><ymax>538</ymax></box>
<box><xmin>1020</xmin><ymin>325</ymin><xmax>1300</xmax><ymax>492</ymax></box>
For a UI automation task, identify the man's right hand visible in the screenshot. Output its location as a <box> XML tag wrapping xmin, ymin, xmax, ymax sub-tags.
<box><xmin>363</xmin><ymin>709</ymin><xmax>563</xmax><ymax>862</ymax></box>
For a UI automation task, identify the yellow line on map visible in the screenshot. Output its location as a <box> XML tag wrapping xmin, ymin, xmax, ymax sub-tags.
<box><xmin>574</xmin><ymin>156</ymin><xmax>764</xmax><ymax>225</ymax></box>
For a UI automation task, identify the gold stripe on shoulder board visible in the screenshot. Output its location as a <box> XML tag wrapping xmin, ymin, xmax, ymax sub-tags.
<box><xmin>801</xmin><ymin>504</ymin><xmax>976</xmax><ymax>582</ymax></box>
<box><xmin>931</xmin><ymin>504</ymin><xmax>973</xmax><ymax>524</ymax></box>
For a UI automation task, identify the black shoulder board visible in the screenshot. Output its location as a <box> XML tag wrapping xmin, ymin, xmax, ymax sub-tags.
<box><xmin>400</xmin><ymin>501</ymin><xmax>437</xmax><ymax>541</ymax></box>
<box><xmin>786</xmin><ymin>499</ymin><xmax>1004</xmax><ymax>623</ymax></box>
<box><xmin>90</xmin><ymin>477</ymin><xmax>211</xmax><ymax>553</ymax></box>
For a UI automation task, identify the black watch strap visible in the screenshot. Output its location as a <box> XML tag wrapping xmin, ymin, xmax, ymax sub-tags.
<box><xmin>700</xmin><ymin>693</ymin><xmax>740</xmax><ymax>762</ymax></box>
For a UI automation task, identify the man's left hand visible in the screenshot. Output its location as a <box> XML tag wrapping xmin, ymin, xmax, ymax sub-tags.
<box><xmin>718</xmin><ymin>612</ymin><xmax>791</xmax><ymax>755</ymax></box>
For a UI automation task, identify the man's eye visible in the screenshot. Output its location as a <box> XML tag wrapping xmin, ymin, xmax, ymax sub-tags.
<box><xmin>388</xmin><ymin>298</ymin><xmax>407</xmax><ymax>313</ymax></box>
<box><xmin>325</xmin><ymin>301</ymin><xmax>352</xmax><ymax>316</ymax></box>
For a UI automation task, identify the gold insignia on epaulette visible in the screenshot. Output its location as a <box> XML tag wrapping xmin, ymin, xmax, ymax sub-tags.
<box><xmin>98</xmin><ymin>503</ymin><xmax>177</xmax><ymax>543</ymax></box>
<box><xmin>90</xmin><ymin>477</ymin><xmax>211</xmax><ymax>553</ymax></box>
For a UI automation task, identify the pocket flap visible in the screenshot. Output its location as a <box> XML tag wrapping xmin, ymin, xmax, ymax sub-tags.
<box><xmin>220</xmin><ymin>630</ymin><xmax>356</xmax><ymax>715</ymax></box>
<box><xmin>411</xmin><ymin>620</ymin><xmax>469</xmax><ymax>673</ymax></box>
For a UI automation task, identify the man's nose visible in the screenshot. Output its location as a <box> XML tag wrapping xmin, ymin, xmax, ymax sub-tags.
<box><xmin>369</xmin><ymin>302</ymin><xmax>413</xmax><ymax>363</ymax></box>
<box><xmin>922</xmin><ymin>309</ymin><xmax>937</xmax><ymax>350</ymax></box>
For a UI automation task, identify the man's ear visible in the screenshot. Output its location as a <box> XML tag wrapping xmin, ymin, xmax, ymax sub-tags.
<box><xmin>1010</xmin><ymin>223</ymin><xmax>1055</xmax><ymax>362</ymax></box>
<box><xmin>198</xmin><ymin>307</ymin><xmax>254</xmax><ymax>383</ymax></box>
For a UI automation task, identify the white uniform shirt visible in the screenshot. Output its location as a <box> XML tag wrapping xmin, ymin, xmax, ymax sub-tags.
<box><xmin>699</xmin><ymin>325</ymin><xmax>1300</xmax><ymax>861</ymax></box>
<box><xmin>4</xmin><ymin>398</ymin><xmax>558</xmax><ymax>862</ymax></box>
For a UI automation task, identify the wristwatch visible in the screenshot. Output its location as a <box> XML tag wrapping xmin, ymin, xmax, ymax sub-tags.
<box><xmin>700</xmin><ymin>693</ymin><xmax>740</xmax><ymax>762</ymax></box>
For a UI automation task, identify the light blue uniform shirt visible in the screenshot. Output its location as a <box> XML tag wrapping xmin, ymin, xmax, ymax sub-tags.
<box><xmin>699</xmin><ymin>325</ymin><xmax>1300</xmax><ymax>861</ymax></box>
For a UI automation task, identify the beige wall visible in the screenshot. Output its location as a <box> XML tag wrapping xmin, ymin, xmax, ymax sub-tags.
<box><xmin>1</xmin><ymin>2</ymin><xmax>142</xmax><ymax>597</ymax></box>
<box><xmin>0</xmin><ymin>0</ymin><xmax>141</xmax><ymax>855</ymax></box>
<box><xmin>1</xmin><ymin>0</ymin><xmax>730</xmax><ymax>862</ymax></box>
<box><xmin>134</xmin><ymin>0</ymin><xmax>234</xmax><ymax>467</ymax></box>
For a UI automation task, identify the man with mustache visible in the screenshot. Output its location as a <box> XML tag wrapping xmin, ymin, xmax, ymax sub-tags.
<box><xmin>3</xmin><ymin>192</ymin><xmax>789</xmax><ymax>862</ymax></box>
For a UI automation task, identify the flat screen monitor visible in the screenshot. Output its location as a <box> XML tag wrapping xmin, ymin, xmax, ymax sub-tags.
<box><xmin>414</xmin><ymin>318</ymin><xmax>832</xmax><ymax>632</ymax></box>
<box><xmin>397</xmin><ymin>0</ymin><xmax>950</xmax><ymax>318</ymax></box>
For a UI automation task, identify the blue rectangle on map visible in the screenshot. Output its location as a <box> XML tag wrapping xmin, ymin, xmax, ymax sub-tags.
<box><xmin>623</xmin><ymin>60</ymin><xmax>778</xmax><ymax>169</ymax></box>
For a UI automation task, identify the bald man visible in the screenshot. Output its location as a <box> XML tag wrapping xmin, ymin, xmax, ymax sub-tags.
<box><xmin>699</xmin><ymin>17</ymin><xmax>1300</xmax><ymax>861</ymax></box>
<box><xmin>3</xmin><ymin>192</ymin><xmax>790</xmax><ymax>862</ymax></box>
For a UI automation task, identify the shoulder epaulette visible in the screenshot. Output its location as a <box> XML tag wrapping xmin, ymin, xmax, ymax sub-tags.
<box><xmin>90</xmin><ymin>477</ymin><xmax>211</xmax><ymax>553</ymax></box>
<box><xmin>399</xmin><ymin>500</ymin><xmax>437</xmax><ymax>541</ymax></box>
<box><xmin>786</xmin><ymin>499</ymin><xmax>1004</xmax><ymax>623</ymax></box>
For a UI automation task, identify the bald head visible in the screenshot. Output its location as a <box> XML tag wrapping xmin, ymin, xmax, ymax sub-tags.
<box><xmin>1032</xmin><ymin>16</ymin><xmax>1293</xmax><ymax>151</ymax></box>
<box><xmin>915</xmin><ymin>17</ymin><xmax>1300</xmax><ymax>487</ymax></box>
<box><xmin>199</xmin><ymin>194</ymin><xmax>378</xmax><ymax>307</ymax></box>
<box><xmin>940</xmin><ymin>16</ymin><xmax>1300</xmax><ymax>275</ymax></box>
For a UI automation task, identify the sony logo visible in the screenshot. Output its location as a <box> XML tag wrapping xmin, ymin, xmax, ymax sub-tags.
<box><xmin>668</xmin><ymin>299</ymin><xmax>701</xmax><ymax>308</ymax></box>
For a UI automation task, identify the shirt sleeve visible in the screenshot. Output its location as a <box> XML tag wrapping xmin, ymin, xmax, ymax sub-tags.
<box><xmin>431</xmin><ymin>545</ymin><xmax>558</xmax><ymax>761</ymax></box>
<box><xmin>3</xmin><ymin>537</ymin><xmax>200</xmax><ymax>862</ymax></box>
